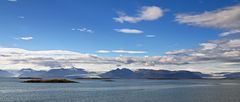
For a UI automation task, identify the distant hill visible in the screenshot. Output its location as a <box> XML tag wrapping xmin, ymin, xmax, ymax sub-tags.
<box><xmin>0</xmin><ymin>70</ymin><xmax>14</xmax><ymax>77</ymax></box>
<box><xmin>224</xmin><ymin>72</ymin><xmax>240</xmax><ymax>78</ymax></box>
<box><xmin>18</xmin><ymin>68</ymin><xmax>88</xmax><ymax>78</ymax></box>
<box><xmin>19</xmin><ymin>68</ymin><xmax>47</xmax><ymax>78</ymax></box>
<box><xmin>100</xmin><ymin>68</ymin><xmax>210</xmax><ymax>79</ymax></box>
<box><xmin>3</xmin><ymin>67</ymin><xmax>239</xmax><ymax>79</ymax></box>
<box><xmin>41</xmin><ymin>68</ymin><xmax>88</xmax><ymax>78</ymax></box>
<box><xmin>100</xmin><ymin>68</ymin><xmax>136</xmax><ymax>78</ymax></box>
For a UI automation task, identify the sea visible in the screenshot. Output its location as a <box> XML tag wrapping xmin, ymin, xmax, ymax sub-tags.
<box><xmin>0</xmin><ymin>78</ymin><xmax>240</xmax><ymax>102</ymax></box>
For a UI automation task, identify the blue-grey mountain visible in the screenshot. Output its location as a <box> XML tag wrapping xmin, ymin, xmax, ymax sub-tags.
<box><xmin>100</xmin><ymin>68</ymin><xmax>210</xmax><ymax>79</ymax></box>
<box><xmin>0</xmin><ymin>70</ymin><xmax>14</xmax><ymax>77</ymax></box>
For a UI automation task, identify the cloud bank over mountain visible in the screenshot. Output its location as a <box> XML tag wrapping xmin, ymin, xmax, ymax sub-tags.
<box><xmin>0</xmin><ymin>42</ymin><xmax>239</xmax><ymax>72</ymax></box>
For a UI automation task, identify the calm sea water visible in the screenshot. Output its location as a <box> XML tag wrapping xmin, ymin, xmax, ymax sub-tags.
<box><xmin>0</xmin><ymin>78</ymin><xmax>240</xmax><ymax>102</ymax></box>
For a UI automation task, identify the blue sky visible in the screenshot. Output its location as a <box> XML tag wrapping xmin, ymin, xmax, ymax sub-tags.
<box><xmin>0</xmin><ymin>0</ymin><xmax>236</xmax><ymax>56</ymax></box>
<box><xmin>0</xmin><ymin>0</ymin><xmax>240</xmax><ymax>72</ymax></box>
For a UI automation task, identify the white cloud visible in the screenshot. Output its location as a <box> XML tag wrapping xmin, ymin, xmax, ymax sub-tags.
<box><xmin>0</xmin><ymin>47</ymin><xmax>240</xmax><ymax>72</ymax></box>
<box><xmin>164</xmin><ymin>38</ymin><xmax>240</xmax><ymax>65</ymax></box>
<box><xmin>219</xmin><ymin>29</ymin><xmax>240</xmax><ymax>36</ymax></box>
<box><xmin>114</xmin><ymin>28</ymin><xmax>143</xmax><ymax>34</ymax></box>
<box><xmin>173</xmin><ymin>5</ymin><xmax>240</xmax><ymax>71</ymax></box>
<box><xmin>0</xmin><ymin>48</ymin><xmax>157</xmax><ymax>71</ymax></box>
<box><xmin>16</xmin><ymin>37</ymin><xmax>33</xmax><ymax>41</ymax></box>
<box><xmin>112</xmin><ymin>50</ymin><xmax>147</xmax><ymax>54</ymax></box>
<box><xmin>226</xmin><ymin>39</ymin><xmax>240</xmax><ymax>48</ymax></box>
<box><xmin>72</xmin><ymin>27</ymin><xmax>94</xmax><ymax>33</ymax></box>
<box><xmin>96</xmin><ymin>50</ymin><xmax>111</xmax><ymax>53</ymax></box>
<box><xmin>114</xmin><ymin>6</ymin><xmax>164</xmax><ymax>23</ymax></box>
<box><xmin>97</xmin><ymin>50</ymin><xmax>147</xmax><ymax>54</ymax></box>
<box><xmin>190</xmin><ymin>53</ymin><xmax>206</xmax><ymax>57</ymax></box>
<box><xmin>223</xmin><ymin>51</ymin><xmax>240</xmax><ymax>57</ymax></box>
<box><xmin>200</xmin><ymin>43</ymin><xmax>217</xmax><ymax>50</ymax></box>
<box><xmin>145</xmin><ymin>35</ymin><xmax>156</xmax><ymax>38</ymax></box>
<box><xmin>166</xmin><ymin>49</ymin><xmax>193</xmax><ymax>55</ymax></box>
<box><xmin>175</xmin><ymin>5</ymin><xmax>240</xmax><ymax>30</ymax></box>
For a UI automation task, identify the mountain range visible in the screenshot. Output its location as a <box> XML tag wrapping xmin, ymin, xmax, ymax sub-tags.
<box><xmin>0</xmin><ymin>68</ymin><xmax>240</xmax><ymax>79</ymax></box>
<box><xmin>18</xmin><ymin>67</ymin><xmax>88</xmax><ymax>78</ymax></box>
<box><xmin>99</xmin><ymin>68</ymin><xmax>210</xmax><ymax>79</ymax></box>
<box><xmin>0</xmin><ymin>69</ymin><xmax>14</xmax><ymax>77</ymax></box>
<box><xmin>223</xmin><ymin>72</ymin><xmax>240</xmax><ymax>79</ymax></box>
<box><xmin>19</xmin><ymin>68</ymin><xmax>47</xmax><ymax>78</ymax></box>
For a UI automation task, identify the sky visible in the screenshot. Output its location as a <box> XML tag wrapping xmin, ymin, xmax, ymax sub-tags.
<box><xmin>0</xmin><ymin>0</ymin><xmax>240</xmax><ymax>73</ymax></box>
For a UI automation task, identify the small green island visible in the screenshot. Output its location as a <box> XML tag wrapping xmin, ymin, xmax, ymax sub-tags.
<box><xmin>23</xmin><ymin>79</ymin><xmax>78</xmax><ymax>83</ymax></box>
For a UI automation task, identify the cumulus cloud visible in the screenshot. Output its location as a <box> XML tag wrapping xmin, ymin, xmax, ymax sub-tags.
<box><xmin>200</xmin><ymin>43</ymin><xmax>217</xmax><ymax>50</ymax></box>
<box><xmin>166</xmin><ymin>49</ymin><xmax>193</xmax><ymax>55</ymax></box>
<box><xmin>16</xmin><ymin>37</ymin><xmax>33</xmax><ymax>41</ymax></box>
<box><xmin>97</xmin><ymin>50</ymin><xmax>147</xmax><ymax>54</ymax></box>
<box><xmin>0</xmin><ymin>48</ymin><xmax>101</xmax><ymax>70</ymax></box>
<box><xmin>175</xmin><ymin>5</ymin><xmax>240</xmax><ymax>30</ymax></box>
<box><xmin>112</xmin><ymin>50</ymin><xmax>147</xmax><ymax>54</ymax></box>
<box><xmin>171</xmin><ymin>5</ymin><xmax>240</xmax><ymax>72</ymax></box>
<box><xmin>0</xmin><ymin>48</ymin><xmax>116</xmax><ymax>71</ymax></box>
<box><xmin>223</xmin><ymin>51</ymin><xmax>240</xmax><ymax>57</ymax></box>
<box><xmin>166</xmin><ymin>38</ymin><xmax>240</xmax><ymax>65</ymax></box>
<box><xmin>0</xmin><ymin>48</ymin><xmax>185</xmax><ymax>71</ymax></box>
<box><xmin>0</xmin><ymin>47</ymin><xmax>240</xmax><ymax>72</ymax></box>
<box><xmin>114</xmin><ymin>28</ymin><xmax>143</xmax><ymax>34</ymax></box>
<box><xmin>226</xmin><ymin>39</ymin><xmax>240</xmax><ymax>48</ymax></box>
<box><xmin>219</xmin><ymin>29</ymin><xmax>240</xmax><ymax>36</ymax></box>
<box><xmin>96</xmin><ymin>50</ymin><xmax>111</xmax><ymax>53</ymax></box>
<box><xmin>72</xmin><ymin>27</ymin><xmax>94</xmax><ymax>33</ymax></box>
<box><xmin>114</xmin><ymin>6</ymin><xmax>164</xmax><ymax>23</ymax></box>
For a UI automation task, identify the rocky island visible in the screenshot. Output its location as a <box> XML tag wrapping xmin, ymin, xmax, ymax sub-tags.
<box><xmin>23</xmin><ymin>79</ymin><xmax>77</xmax><ymax>83</ymax></box>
